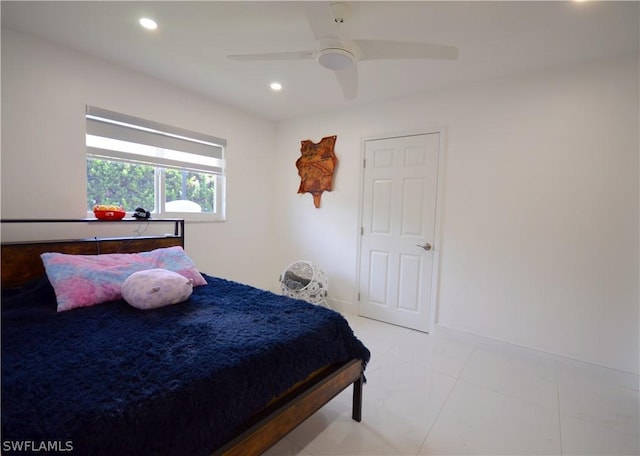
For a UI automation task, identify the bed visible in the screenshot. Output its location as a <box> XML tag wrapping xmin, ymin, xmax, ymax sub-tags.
<box><xmin>1</xmin><ymin>220</ymin><xmax>370</xmax><ymax>455</ymax></box>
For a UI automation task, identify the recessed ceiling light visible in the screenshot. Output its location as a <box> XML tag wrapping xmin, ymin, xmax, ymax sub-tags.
<box><xmin>270</xmin><ymin>82</ymin><xmax>282</xmax><ymax>91</ymax></box>
<box><xmin>139</xmin><ymin>18</ymin><xmax>158</xmax><ymax>30</ymax></box>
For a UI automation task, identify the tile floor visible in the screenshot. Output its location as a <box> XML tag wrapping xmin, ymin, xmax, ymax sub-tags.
<box><xmin>265</xmin><ymin>314</ymin><xmax>640</xmax><ymax>456</ymax></box>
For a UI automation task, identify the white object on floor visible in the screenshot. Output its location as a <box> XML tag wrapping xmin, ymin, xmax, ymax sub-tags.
<box><xmin>280</xmin><ymin>260</ymin><xmax>328</xmax><ymax>307</ymax></box>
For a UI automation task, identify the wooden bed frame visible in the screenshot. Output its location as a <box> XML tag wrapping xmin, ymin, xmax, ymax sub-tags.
<box><xmin>0</xmin><ymin>220</ymin><xmax>365</xmax><ymax>455</ymax></box>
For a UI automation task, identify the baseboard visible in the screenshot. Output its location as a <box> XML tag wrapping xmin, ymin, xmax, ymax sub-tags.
<box><xmin>327</xmin><ymin>297</ymin><xmax>358</xmax><ymax>316</ymax></box>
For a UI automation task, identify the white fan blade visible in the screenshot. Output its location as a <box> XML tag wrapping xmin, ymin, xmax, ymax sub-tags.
<box><xmin>354</xmin><ymin>40</ymin><xmax>459</xmax><ymax>61</ymax></box>
<box><xmin>334</xmin><ymin>64</ymin><xmax>358</xmax><ymax>101</ymax></box>
<box><xmin>227</xmin><ymin>51</ymin><xmax>313</xmax><ymax>61</ymax></box>
<box><xmin>304</xmin><ymin>2</ymin><xmax>340</xmax><ymax>40</ymax></box>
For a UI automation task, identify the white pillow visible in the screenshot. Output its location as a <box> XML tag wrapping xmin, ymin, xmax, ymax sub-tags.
<box><xmin>122</xmin><ymin>269</ymin><xmax>193</xmax><ymax>310</ymax></box>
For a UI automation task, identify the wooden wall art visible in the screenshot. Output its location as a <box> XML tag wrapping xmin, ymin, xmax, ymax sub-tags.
<box><xmin>296</xmin><ymin>135</ymin><xmax>338</xmax><ymax>208</ymax></box>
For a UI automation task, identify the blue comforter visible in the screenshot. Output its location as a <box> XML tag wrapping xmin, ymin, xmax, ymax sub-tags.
<box><xmin>1</xmin><ymin>274</ymin><xmax>370</xmax><ymax>455</ymax></box>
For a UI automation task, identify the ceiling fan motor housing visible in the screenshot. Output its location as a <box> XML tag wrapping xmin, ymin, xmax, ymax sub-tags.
<box><xmin>316</xmin><ymin>47</ymin><xmax>355</xmax><ymax>70</ymax></box>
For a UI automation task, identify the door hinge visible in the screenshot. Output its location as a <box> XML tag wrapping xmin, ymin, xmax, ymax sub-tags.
<box><xmin>363</xmin><ymin>158</ymin><xmax>366</xmax><ymax>168</ymax></box>
<box><xmin>357</xmin><ymin>292</ymin><xmax>360</xmax><ymax>301</ymax></box>
<box><xmin>361</xmin><ymin>226</ymin><xmax>364</xmax><ymax>235</ymax></box>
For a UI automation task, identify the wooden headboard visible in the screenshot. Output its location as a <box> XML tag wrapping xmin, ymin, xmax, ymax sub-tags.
<box><xmin>1</xmin><ymin>237</ymin><xmax>183</xmax><ymax>288</ymax></box>
<box><xmin>1</xmin><ymin>219</ymin><xmax>185</xmax><ymax>288</ymax></box>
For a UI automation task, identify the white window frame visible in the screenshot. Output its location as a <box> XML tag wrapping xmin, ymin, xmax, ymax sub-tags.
<box><xmin>85</xmin><ymin>106</ymin><xmax>226</xmax><ymax>221</ymax></box>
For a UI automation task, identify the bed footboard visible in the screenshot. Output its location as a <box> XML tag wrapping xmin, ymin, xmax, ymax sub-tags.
<box><xmin>214</xmin><ymin>359</ymin><xmax>364</xmax><ymax>456</ymax></box>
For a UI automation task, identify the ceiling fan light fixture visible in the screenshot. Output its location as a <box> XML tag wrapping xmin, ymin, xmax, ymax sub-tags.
<box><xmin>316</xmin><ymin>48</ymin><xmax>355</xmax><ymax>70</ymax></box>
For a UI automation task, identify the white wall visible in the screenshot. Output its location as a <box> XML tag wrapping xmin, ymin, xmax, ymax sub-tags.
<box><xmin>1</xmin><ymin>29</ymin><xmax>277</xmax><ymax>289</ymax></box>
<box><xmin>273</xmin><ymin>55</ymin><xmax>639</xmax><ymax>374</ymax></box>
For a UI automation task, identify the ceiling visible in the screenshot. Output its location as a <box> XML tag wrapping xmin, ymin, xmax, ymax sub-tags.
<box><xmin>2</xmin><ymin>1</ymin><xmax>638</xmax><ymax>121</ymax></box>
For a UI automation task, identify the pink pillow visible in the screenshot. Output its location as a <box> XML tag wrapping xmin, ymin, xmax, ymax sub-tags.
<box><xmin>41</xmin><ymin>246</ymin><xmax>206</xmax><ymax>312</ymax></box>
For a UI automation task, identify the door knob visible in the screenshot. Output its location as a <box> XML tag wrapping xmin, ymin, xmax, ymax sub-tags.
<box><xmin>417</xmin><ymin>243</ymin><xmax>432</xmax><ymax>251</ymax></box>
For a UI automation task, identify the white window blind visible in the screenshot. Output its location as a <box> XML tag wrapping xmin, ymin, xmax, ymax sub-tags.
<box><xmin>86</xmin><ymin>106</ymin><xmax>225</xmax><ymax>174</ymax></box>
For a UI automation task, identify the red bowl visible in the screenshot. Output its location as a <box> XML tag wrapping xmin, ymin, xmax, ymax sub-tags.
<box><xmin>94</xmin><ymin>209</ymin><xmax>126</xmax><ymax>220</ymax></box>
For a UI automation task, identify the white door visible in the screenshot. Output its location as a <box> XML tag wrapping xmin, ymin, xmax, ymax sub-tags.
<box><xmin>358</xmin><ymin>133</ymin><xmax>440</xmax><ymax>332</ymax></box>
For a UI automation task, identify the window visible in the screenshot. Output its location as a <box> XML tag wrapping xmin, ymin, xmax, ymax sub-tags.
<box><xmin>86</xmin><ymin>106</ymin><xmax>226</xmax><ymax>221</ymax></box>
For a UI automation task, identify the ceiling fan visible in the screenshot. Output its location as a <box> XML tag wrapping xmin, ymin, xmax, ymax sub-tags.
<box><xmin>227</xmin><ymin>2</ymin><xmax>458</xmax><ymax>101</ymax></box>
